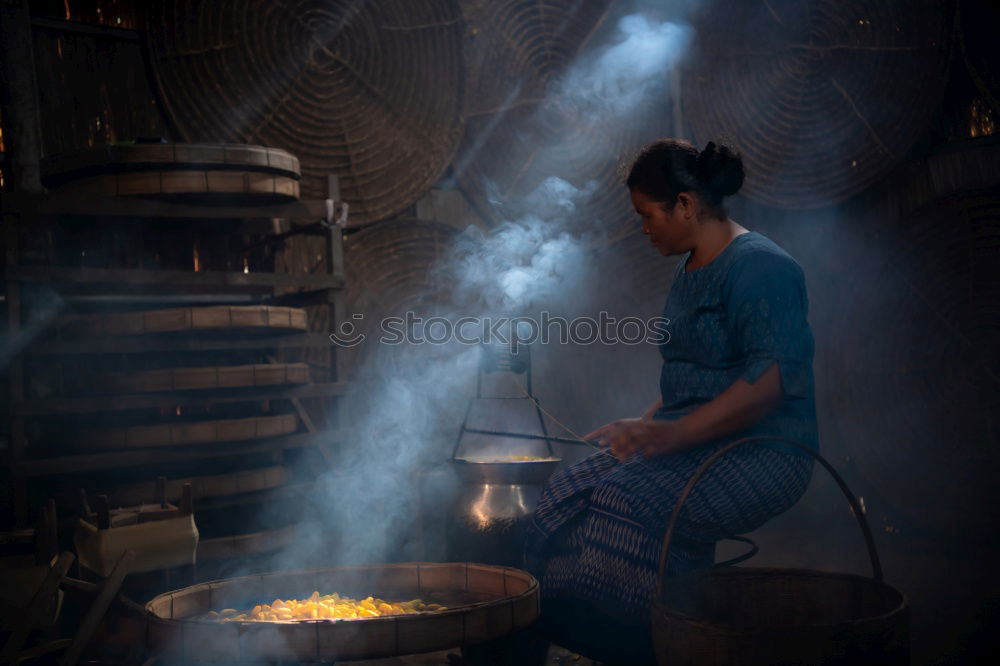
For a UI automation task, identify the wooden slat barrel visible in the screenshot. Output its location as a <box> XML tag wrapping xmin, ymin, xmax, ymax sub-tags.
<box><xmin>41</xmin><ymin>143</ymin><xmax>300</xmax><ymax>203</ymax></box>
<box><xmin>196</xmin><ymin>524</ymin><xmax>298</xmax><ymax>562</ymax></box>
<box><xmin>108</xmin><ymin>465</ymin><xmax>290</xmax><ymax>507</ymax></box>
<box><xmin>145</xmin><ymin>563</ymin><xmax>539</xmax><ymax>662</ymax></box>
<box><xmin>681</xmin><ymin>0</ymin><xmax>952</xmax><ymax>209</ymax></box>
<box><xmin>77</xmin><ymin>413</ymin><xmax>298</xmax><ymax>450</ymax></box>
<box><xmin>102</xmin><ymin>362</ymin><xmax>309</xmax><ymax>394</ymax></box>
<box><xmin>144</xmin><ymin>0</ymin><xmax>465</xmax><ymax>225</ymax></box>
<box><xmin>874</xmin><ymin>143</ymin><xmax>1000</xmax><ymax>224</ymax></box>
<box><xmin>62</xmin><ymin>305</ymin><xmax>308</xmax><ymax>337</ymax></box>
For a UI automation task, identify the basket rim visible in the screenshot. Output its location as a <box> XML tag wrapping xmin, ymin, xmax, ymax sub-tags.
<box><xmin>145</xmin><ymin>561</ymin><xmax>540</xmax><ymax>625</ymax></box>
<box><xmin>652</xmin><ymin>565</ymin><xmax>908</xmax><ymax>632</ymax></box>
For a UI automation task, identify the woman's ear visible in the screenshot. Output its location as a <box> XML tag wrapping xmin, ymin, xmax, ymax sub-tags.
<box><xmin>676</xmin><ymin>192</ymin><xmax>695</xmax><ymax>218</ymax></box>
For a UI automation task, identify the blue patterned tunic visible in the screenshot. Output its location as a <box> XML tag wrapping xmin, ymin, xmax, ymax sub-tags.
<box><xmin>525</xmin><ymin>232</ymin><xmax>817</xmax><ymax>648</ymax></box>
<box><xmin>657</xmin><ymin>231</ymin><xmax>818</xmax><ymax>452</ymax></box>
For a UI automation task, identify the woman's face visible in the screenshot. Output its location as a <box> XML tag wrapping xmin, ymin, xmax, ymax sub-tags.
<box><xmin>630</xmin><ymin>189</ymin><xmax>695</xmax><ymax>256</ymax></box>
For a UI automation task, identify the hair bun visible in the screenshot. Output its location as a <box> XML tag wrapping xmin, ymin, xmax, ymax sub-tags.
<box><xmin>696</xmin><ymin>141</ymin><xmax>745</xmax><ymax>200</ymax></box>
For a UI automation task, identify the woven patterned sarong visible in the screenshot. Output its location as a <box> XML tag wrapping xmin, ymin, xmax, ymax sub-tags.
<box><xmin>524</xmin><ymin>442</ymin><xmax>813</xmax><ymax>622</ymax></box>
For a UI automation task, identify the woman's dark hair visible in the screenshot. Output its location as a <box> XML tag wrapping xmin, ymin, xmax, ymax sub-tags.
<box><xmin>625</xmin><ymin>139</ymin><xmax>745</xmax><ymax>217</ymax></box>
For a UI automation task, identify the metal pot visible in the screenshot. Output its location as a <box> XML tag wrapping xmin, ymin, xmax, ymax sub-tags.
<box><xmin>447</xmin><ymin>458</ymin><xmax>560</xmax><ymax>567</ymax></box>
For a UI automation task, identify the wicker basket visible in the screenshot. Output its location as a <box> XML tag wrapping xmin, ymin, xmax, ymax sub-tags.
<box><xmin>651</xmin><ymin>437</ymin><xmax>908</xmax><ymax>666</ymax></box>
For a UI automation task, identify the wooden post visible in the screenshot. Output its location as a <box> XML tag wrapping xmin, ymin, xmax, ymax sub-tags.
<box><xmin>57</xmin><ymin>550</ymin><xmax>134</xmax><ymax>666</ymax></box>
<box><xmin>94</xmin><ymin>495</ymin><xmax>111</xmax><ymax>529</ymax></box>
<box><xmin>0</xmin><ymin>0</ymin><xmax>44</xmax><ymax>192</ymax></box>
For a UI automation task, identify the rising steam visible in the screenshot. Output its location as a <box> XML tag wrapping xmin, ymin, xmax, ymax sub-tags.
<box><xmin>284</xmin><ymin>9</ymin><xmax>695</xmax><ymax>568</ymax></box>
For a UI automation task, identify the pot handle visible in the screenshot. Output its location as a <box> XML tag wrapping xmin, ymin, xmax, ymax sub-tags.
<box><xmin>655</xmin><ymin>436</ymin><xmax>883</xmax><ymax>604</ymax></box>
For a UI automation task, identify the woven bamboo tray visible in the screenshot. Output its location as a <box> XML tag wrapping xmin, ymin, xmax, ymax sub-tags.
<box><xmin>145</xmin><ymin>563</ymin><xmax>539</xmax><ymax>662</ymax></box>
<box><xmin>681</xmin><ymin>0</ymin><xmax>952</xmax><ymax>209</ymax></box>
<box><xmin>77</xmin><ymin>413</ymin><xmax>298</xmax><ymax>450</ymax></box>
<box><xmin>144</xmin><ymin>1</ymin><xmax>464</xmax><ymax>223</ymax></box>
<box><xmin>342</xmin><ymin>218</ymin><xmax>457</xmax><ymax>378</ymax></box>
<box><xmin>103</xmin><ymin>363</ymin><xmax>309</xmax><ymax>394</ymax></box>
<box><xmin>109</xmin><ymin>466</ymin><xmax>289</xmax><ymax>507</ymax></box>
<box><xmin>63</xmin><ymin>305</ymin><xmax>308</xmax><ymax>337</ymax></box>
<box><xmin>41</xmin><ymin>143</ymin><xmax>300</xmax><ymax>203</ymax></box>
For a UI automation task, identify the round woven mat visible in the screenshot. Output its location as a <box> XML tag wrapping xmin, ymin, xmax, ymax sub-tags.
<box><xmin>959</xmin><ymin>0</ymin><xmax>1000</xmax><ymax>116</ymax></box>
<box><xmin>823</xmin><ymin>191</ymin><xmax>1000</xmax><ymax>531</ymax></box>
<box><xmin>342</xmin><ymin>218</ymin><xmax>458</xmax><ymax>377</ymax></box>
<box><xmin>682</xmin><ymin>0</ymin><xmax>952</xmax><ymax>209</ymax></box>
<box><xmin>455</xmin><ymin>0</ymin><xmax>668</xmax><ymax>243</ymax></box>
<box><xmin>144</xmin><ymin>0</ymin><xmax>465</xmax><ymax>224</ymax></box>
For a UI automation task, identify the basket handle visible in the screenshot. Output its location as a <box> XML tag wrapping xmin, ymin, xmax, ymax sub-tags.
<box><xmin>655</xmin><ymin>436</ymin><xmax>883</xmax><ymax>604</ymax></box>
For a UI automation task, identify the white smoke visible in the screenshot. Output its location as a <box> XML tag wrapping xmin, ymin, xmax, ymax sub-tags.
<box><xmin>558</xmin><ymin>14</ymin><xmax>692</xmax><ymax>120</ymax></box>
<box><xmin>282</xmin><ymin>9</ymin><xmax>697</xmax><ymax>568</ymax></box>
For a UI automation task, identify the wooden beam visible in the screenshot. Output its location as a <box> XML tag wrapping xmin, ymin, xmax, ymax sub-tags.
<box><xmin>58</xmin><ymin>550</ymin><xmax>134</xmax><ymax>666</ymax></box>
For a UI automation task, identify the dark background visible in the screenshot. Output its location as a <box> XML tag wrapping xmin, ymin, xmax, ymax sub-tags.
<box><xmin>1</xmin><ymin>1</ymin><xmax>997</xmax><ymax>663</ymax></box>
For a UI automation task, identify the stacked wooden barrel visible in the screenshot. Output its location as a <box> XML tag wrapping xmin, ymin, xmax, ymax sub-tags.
<box><xmin>8</xmin><ymin>142</ymin><xmax>347</xmax><ymax>586</ymax></box>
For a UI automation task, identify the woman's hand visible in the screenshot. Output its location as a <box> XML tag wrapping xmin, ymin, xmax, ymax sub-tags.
<box><xmin>584</xmin><ymin>418</ymin><xmax>689</xmax><ymax>460</ymax></box>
